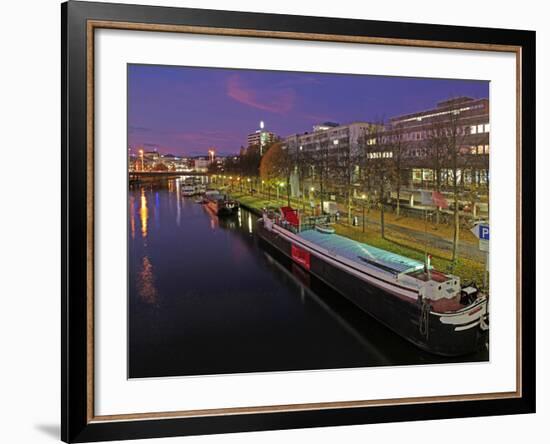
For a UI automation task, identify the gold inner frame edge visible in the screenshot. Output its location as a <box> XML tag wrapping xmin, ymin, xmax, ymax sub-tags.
<box><xmin>85</xmin><ymin>19</ymin><xmax>523</xmax><ymax>423</ymax></box>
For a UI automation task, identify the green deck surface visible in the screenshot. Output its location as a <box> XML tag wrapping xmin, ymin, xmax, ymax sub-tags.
<box><xmin>299</xmin><ymin>229</ymin><xmax>425</xmax><ymax>275</ymax></box>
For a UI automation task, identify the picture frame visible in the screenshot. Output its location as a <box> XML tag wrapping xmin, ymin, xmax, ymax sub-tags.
<box><xmin>61</xmin><ymin>1</ymin><xmax>536</xmax><ymax>442</ymax></box>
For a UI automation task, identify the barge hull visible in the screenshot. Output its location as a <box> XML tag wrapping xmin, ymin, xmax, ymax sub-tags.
<box><xmin>257</xmin><ymin>220</ymin><xmax>488</xmax><ymax>357</ymax></box>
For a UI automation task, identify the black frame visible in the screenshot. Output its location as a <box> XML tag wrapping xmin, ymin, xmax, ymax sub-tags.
<box><xmin>62</xmin><ymin>1</ymin><xmax>536</xmax><ymax>442</ymax></box>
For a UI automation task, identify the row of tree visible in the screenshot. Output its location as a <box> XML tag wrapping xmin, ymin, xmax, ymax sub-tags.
<box><xmin>219</xmin><ymin>109</ymin><xmax>489</xmax><ymax>267</ymax></box>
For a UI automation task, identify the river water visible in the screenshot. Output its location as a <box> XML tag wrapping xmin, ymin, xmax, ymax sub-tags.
<box><xmin>128</xmin><ymin>177</ymin><xmax>487</xmax><ymax>378</ymax></box>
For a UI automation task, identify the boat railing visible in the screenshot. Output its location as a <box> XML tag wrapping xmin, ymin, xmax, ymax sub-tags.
<box><xmin>268</xmin><ymin>212</ymin><xmax>335</xmax><ymax>234</ymax></box>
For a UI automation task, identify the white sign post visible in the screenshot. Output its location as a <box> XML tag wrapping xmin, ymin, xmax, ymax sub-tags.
<box><xmin>471</xmin><ymin>223</ymin><xmax>489</xmax><ymax>289</ymax></box>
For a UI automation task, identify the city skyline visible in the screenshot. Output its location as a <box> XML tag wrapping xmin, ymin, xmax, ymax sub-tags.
<box><xmin>128</xmin><ymin>64</ymin><xmax>489</xmax><ymax>156</ymax></box>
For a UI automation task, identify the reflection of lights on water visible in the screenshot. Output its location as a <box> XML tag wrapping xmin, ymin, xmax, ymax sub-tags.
<box><xmin>140</xmin><ymin>188</ymin><xmax>148</xmax><ymax>238</ymax></box>
<box><xmin>247</xmin><ymin>213</ymin><xmax>253</xmax><ymax>234</ymax></box>
<box><xmin>138</xmin><ymin>256</ymin><xmax>158</xmax><ymax>304</ymax></box>
<box><xmin>129</xmin><ymin>195</ymin><xmax>136</xmax><ymax>239</ymax></box>
<box><xmin>237</xmin><ymin>208</ymin><xmax>242</xmax><ymax>227</ymax></box>
<box><xmin>204</xmin><ymin>203</ymin><xmax>218</xmax><ymax>229</ymax></box>
<box><xmin>175</xmin><ymin>179</ymin><xmax>181</xmax><ymax>226</ymax></box>
<box><xmin>154</xmin><ymin>192</ymin><xmax>160</xmax><ymax>228</ymax></box>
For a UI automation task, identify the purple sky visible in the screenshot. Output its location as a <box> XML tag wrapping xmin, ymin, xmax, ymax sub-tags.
<box><xmin>128</xmin><ymin>64</ymin><xmax>488</xmax><ymax>157</ymax></box>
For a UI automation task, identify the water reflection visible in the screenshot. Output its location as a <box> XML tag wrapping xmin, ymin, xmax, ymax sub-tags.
<box><xmin>247</xmin><ymin>212</ymin><xmax>253</xmax><ymax>234</ymax></box>
<box><xmin>175</xmin><ymin>178</ymin><xmax>181</xmax><ymax>226</ymax></box>
<box><xmin>154</xmin><ymin>192</ymin><xmax>160</xmax><ymax>228</ymax></box>
<box><xmin>138</xmin><ymin>256</ymin><xmax>158</xmax><ymax>304</ymax></box>
<box><xmin>139</xmin><ymin>188</ymin><xmax>148</xmax><ymax>238</ymax></box>
<box><xmin>263</xmin><ymin>253</ymin><xmax>391</xmax><ymax>366</ymax></box>
<box><xmin>129</xmin><ymin>195</ymin><xmax>136</xmax><ymax>240</ymax></box>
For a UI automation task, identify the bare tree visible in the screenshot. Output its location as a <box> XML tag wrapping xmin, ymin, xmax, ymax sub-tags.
<box><xmin>359</xmin><ymin>122</ymin><xmax>393</xmax><ymax>238</ymax></box>
<box><xmin>387</xmin><ymin>122</ymin><xmax>407</xmax><ymax>217</ymax></box>
<box><xmin>294</xmin><ymin>145</ymin><xmax>310</xmax><ymax>213</ymax></box>
<box><xmin>425</xmin><ymin>117</ymin><xmax>447</xmax><ymax>224</ymax></box>
<box><xmin>259</xmin><ymin>142</ymin><xmax>293</xmax><ymax>206</ymax></box>
<box><xmin>357</xmin><ymin>128</ymin><xmax>374</xmax><ymax>209</ymax></box>
<box><xmin>436</xmin><ymin>99</ymin><xmax>468</xmax><ymax>267</ymax></box>
<box><xmin>311</xmin><ymin>138</ymin><xmax>331</xmax><ymax>214</ymax></box>
<box><xmin>333</xmin><ymin>138</ymin><xmax>357</xmax><ymax>222</ymax></box>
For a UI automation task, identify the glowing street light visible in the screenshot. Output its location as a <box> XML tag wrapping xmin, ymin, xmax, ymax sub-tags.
<box><xmin>139</xmin><ymin>149</ymin><xmax>144</xmax><ymax>171</ymax></box>
<box><xmin>208</xmin><ymin>148</ymin><xmax>215</xmax><ymax>163</ymax></box>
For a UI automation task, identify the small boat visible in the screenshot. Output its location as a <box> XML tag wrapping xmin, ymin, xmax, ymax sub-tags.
<box><xmin>315</xmin><ymin>224</ymin><xmax>335</xmax><ymax>234</ymax></box>
<box><xmin>256</xmin><ymin>206</ymin><xmax>489</xmax><ymax>357</ymax></box>
<box><xmin>203</xmin><ymin>189</ymin><xmax>219</xmax><ymax>204</ymax></box>
<box><xmin>204</xmin><ymin>191</ymin><xmax>239</xmax><ymax>216</ymax></box>
<box><xmin>181</xmin><ymin>185</ymin><xmax>196</xmax><ymax>196</ymax></box>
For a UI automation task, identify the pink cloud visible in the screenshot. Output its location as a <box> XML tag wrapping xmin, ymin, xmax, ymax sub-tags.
<box><xmin>170</xmin><ymin>131</ymin><xmax>244</xmax><ymax>152</ymax></box>
<box><xmin>301</xmin><ymin>112</ymin><xmax>335</xmax><ymax>123</ymax></box>
<box><xmin>226</xmin><ymin>75</ymin><xmax>295</xmax><ymax>114</ymax></box>
<box><xmin>174</xmin><ymin>130</ymin><xmax>241</xmax><ymax>144</ymax></box>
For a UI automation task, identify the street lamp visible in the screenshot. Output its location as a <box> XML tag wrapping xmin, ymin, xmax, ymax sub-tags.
<box><xmin>277</xmin><ymin>182</ymin><xmax>285</xmax><ymax>201</ymax></box>
<box><xmin>139</xmin><ymin>149</ymin><xmax>144</xmax><ymax>171</ymax></box>
<box><xmin>360</xmin><ymin>194</ymin><xmax>367</xmax><ymax>232</ymax></box>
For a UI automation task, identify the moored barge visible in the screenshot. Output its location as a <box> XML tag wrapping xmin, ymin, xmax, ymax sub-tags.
<box><xmin>204</xmin><ymin>191</ymin><xmax>239</xmax><ymax>217</ymax></box>
<box><xmin>257</xmin><ymin>206</ymin><xmax>489</xmax><ymax>356</ymax></box>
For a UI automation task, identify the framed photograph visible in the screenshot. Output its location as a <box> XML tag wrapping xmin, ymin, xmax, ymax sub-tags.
<box><xmin>62</xmin><ymin>1</ymin><xmax>535</xmax><ymax>442</ymax></box>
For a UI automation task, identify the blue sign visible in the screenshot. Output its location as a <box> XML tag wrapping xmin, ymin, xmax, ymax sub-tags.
<box><xmin>471</xmin><ymin>223</ymin><xmax>490</xmax><ymax>241</ymax></box>
<box><xmin>479</xmin><ymin>224</ymin><xmax>490</xmax><ymax>240</ymax></box>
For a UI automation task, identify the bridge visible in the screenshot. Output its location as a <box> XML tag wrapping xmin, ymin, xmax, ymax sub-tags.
<box><xmin>129</xmin><ymin>171</ymin><xmax>209</xmax><ymax>180</ymax></box>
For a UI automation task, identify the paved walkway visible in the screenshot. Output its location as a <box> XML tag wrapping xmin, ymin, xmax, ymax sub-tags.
<box><xmin>232</xmin><ymin>190</ymin><xmax>485</xmax><ymax>261</ymax></box>
<box><xmin>353</xmin><ymin>216</ymin><xmax>485</xmax><ymax>261</ymax></box>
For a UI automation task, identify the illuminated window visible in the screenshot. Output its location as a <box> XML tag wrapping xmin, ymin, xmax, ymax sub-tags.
<box><xmin>477</xmin><ymin>124</ymin><xmax>484</xmax><ymax>133</ymax></box>
<box><xmin>470</xmin><ymin>125</ymin><xmax>477</xmax><ymax>134</ymax></box>
<box><xmin>484</xmin><ymin>123</ymin><xmax>490</xmax><ymax>133</ymax></box>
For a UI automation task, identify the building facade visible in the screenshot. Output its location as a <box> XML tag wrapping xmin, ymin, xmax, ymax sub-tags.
<box><xmin>282</xmin><ymin>96</ymin><xmax>489</xmax><ymax>196</ymax></box>
<box><xmin>247</xmin><ymin>121</ymin><xmax>278</xmax><ymax>155</ymax></box>
<box><xmin>388</xmin><ymin>96</ymin><xmax>489</xmax><ymax>187</ymax></box>
<box><xmin>283</xmin><ymin>121</ymin><xmax>377</xmax><ymax>197</ymax></box>
<box><xmin>284</xmin><ymin>121</ymin><xmax>376</xmax><ymax>156</ymax></box>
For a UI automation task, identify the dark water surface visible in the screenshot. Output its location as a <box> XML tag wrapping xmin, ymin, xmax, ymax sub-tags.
<box><xmin>128</xmin><ymin>177</ymin><xmax>487</xmax><ymax>378</ymax></box>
